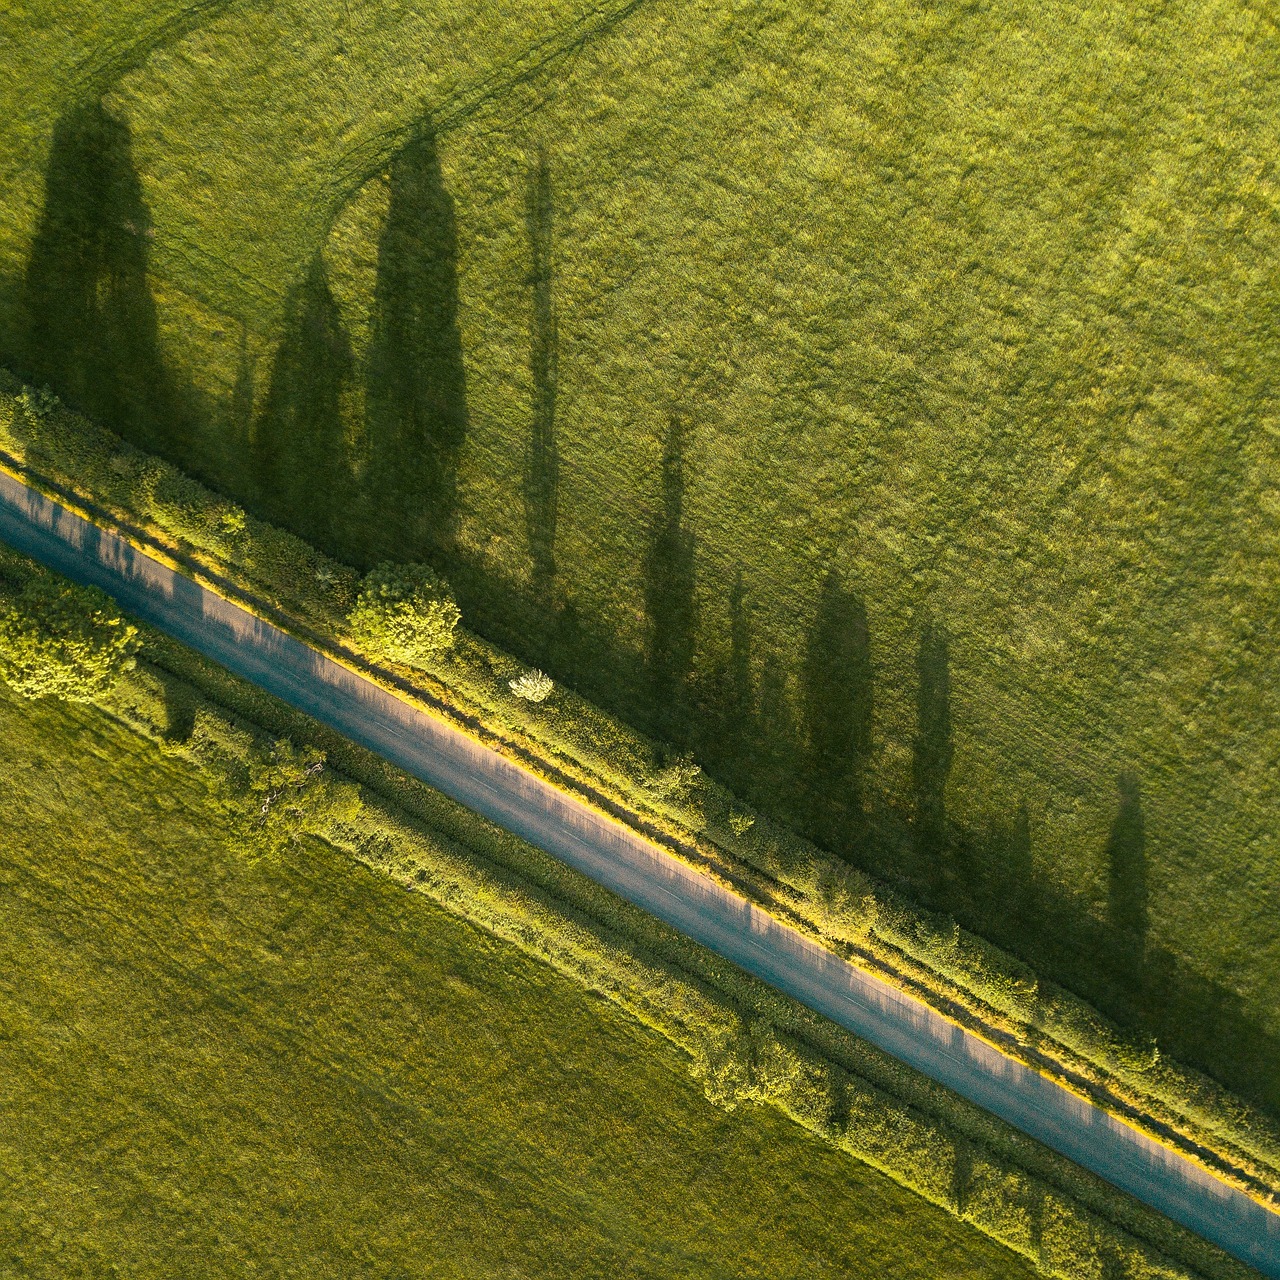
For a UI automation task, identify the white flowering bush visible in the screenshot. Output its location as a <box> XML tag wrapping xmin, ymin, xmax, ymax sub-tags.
<box><xmin>509</xmin><ymin>668</ymin><xmax>554</xmax><ymax>703</ymax></box>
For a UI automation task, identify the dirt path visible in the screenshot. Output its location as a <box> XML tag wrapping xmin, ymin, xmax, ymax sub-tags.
<box><xmin>0</xmin><ymin>467</ymin><xmax>1276</xmax><ymax>1278</ymax></box>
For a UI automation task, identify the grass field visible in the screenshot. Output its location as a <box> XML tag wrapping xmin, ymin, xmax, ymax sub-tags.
<box><xmin>2</xmin><ymin>0</ymin><xmax>1277</xmax><ymax>1124</ymax></box>
<box><xmin>0</xmin><ymin>679</ymin><xmax>1047</xmax><ymax>1279</ymax></box>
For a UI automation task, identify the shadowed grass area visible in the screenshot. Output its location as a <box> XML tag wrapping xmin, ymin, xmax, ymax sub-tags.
<box><xmin>0</xmin><ymin>683</ymin><xmax>1037</xmax><ymax>1280</ymax></box>
<box><xmin>21</xmin><ymin>101</ymin><xmax>187</xmax><ymax>456</ymax></box>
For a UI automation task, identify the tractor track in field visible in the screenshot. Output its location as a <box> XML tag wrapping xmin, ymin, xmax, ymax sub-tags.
<box><xmin>142</xmin><ymin>0</ymin><xmax>657</xmax><ymax>332</ymax></box>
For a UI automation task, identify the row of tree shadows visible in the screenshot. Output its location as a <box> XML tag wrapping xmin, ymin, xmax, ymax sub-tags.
<box><xmin>8</xmin><ymin>98</ymin><xmax>1278</xmax><ymax>1121</ymax></box>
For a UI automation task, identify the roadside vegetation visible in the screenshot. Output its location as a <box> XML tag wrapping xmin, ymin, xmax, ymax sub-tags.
<box><xmin>2</xmin><ymin>0</ymin><xmax>1277</xmax><ymax>1264</ymax></box>
<box><xmin>0</xmin><ymin>542</ymin><xmax>1256</xmax><ymax>1280</ymax></box>
<box><xmin>3</xmin><ymin>374</ymin><xmax>1279</xmax><ymax>1219</ymax></box>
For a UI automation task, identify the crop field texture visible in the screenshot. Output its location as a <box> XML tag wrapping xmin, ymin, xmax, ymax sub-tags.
<box><xmin>0</xmin><ymin>681</ymin><xmax>1044</xmax><ymax>1280</ymax></box>
<box><xmin>3</xmin><ymin>0</ymin><xmax>1278</xmax><ymax>1121</ymax></box>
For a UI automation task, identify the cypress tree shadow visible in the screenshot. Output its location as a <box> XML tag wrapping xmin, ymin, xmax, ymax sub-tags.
<box><xmin>224</xmin><ymin>321</ymin><xmax>256</xmax><ymax>489</ymax></box>
<box><xmin>643</xmin><ymin>411</ymin><xmax>696</xmax><ymax>739</ymax></box>
<box><xmin>446</xmin><ymin>540</ymin><xmax>1280</xmax><ymax>1125</ymax></box>
<box><xmin>954</xmin><ymin>798</ymin><xmax>1038</xmax><ymax>934</ymax></box>
<box><xmin>1002</xmin><ymin>799</ymin><xmax>1035</xmax><ymax>925</ymax></box>
<box><xmin>1106</xmin><ymin>770</ymin><xmax>1148</xmax><ymax>1006</ymax></box>
<box><xmin>722</xmin><ymin>569</ymin><xmax>756</xmax><ymax>785</ymax></box>
<box><xmin>252</xmin><ymin>253</ymin><xmax>355</xmax><ymax>553</ymax></box>
<box><xmin>21</xmin><ymin>100</ymin><xmax>183</xmax><ymax>455</ymax></box>
<box><xmin>756</xmin><ymin>652</ymin><xmax>802</xmax><ymax>799</ymax></box>
<box><xmin>801</xmin><ymin>571</ymin><xmax>873</xmax><ymax>856</ymax></box>
<box><xmin>937</xmin><ymin>800</ymin><xmax>1280</xmax><ymax>1120</ymax></box>
<box><xmin>524</xmin><ymin>147</ymin><xmax>559</xmax><ymax>604</ymax></box>
<box><xmin>365</xmin><ymin>129</ymin><xmax>468</xmax><ymax>564</ymax></box>
<box><xmin>912</xmin><ymin>619</ymin><xmax>954</xmax><ymax>895</ymax></box>
<box><xmin>689</xmin><ymin>568</ymin><xmax>757</xmax><ymax>792</ymax></box>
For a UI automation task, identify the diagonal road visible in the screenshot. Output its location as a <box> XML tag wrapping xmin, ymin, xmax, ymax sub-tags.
<box><xmin>0</xmin><ymin>467</ymin><xmax>1276</xmax><ymax>1278</ymax></box>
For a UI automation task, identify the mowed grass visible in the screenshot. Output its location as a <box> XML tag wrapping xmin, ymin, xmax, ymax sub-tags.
<box><xmin>2</xmin><ymin>0</ymin><xmax>1278</xmax><ymax>1112</ymax></box>
<box><xmin>0</xmin><ymin>683</ymin><xmax>1036</xmax><ymax>1280</ymax></box>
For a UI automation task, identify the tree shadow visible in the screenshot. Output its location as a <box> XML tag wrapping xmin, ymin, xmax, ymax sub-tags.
<box><xmin>20</xmin><ymin>100</ymin><xmax>185</xmax><ymax>455</ymax></box>
<box><xmin>251</xmin><ymin>253</ymin><xmax>355</xmax><ymax>553</ymax></box>
<box><xmin>524</xmin><ymin>147</ymin><xmax>559</xmax><ymax>606</ymax></box>
<box><xmin>689</xmin><ymin>568</ymin><xmax>761</xmax><ymax>795</ymax></box>
<box><xmin>720</xmin><ymin>569</ymin><xmax>757</xmax><ymax>789</ymax></box>
<box><xmin>31</xmin><ymin>104</ymin><xmax>1266</xmax><ymax>1124</ymax></box>
<box><xmin>1106</xmin><ymin>770</ymin><xmax>1148</xmax><ymax>995</ymax></box>
<box><xmin>364</xmin><ymin>128</ymin><xmax>468</xmax><ymax>565</ymax></box>
<box><xmin>912</xmin><ymin>619</ymin><xmax>953</xmax><ymax>894</ymax></box>
<box><xmin>1000</xmin><ymin>800</ymin><xmax>1035</xmax><ymax>929</ymax></box>
<box><xmin>643</xmin><ymin>411</ymin><xmax>696</xmax><ymax>739</ymax></box>
<box><xmin>801</xmin><ymin>571</ymin><xmax>873</xmax><ymax>856</ymax></box>
<box><xmin>223</xmin><ymin>321</ymin><xmax>257</xmax><ymax>490</ymax></box>
<box><xmin>444</xmin><ymin>541</ymin><xmax>1280</xmax><ymax>1122</ymax></box>
<box><xmin>948</xmin><ymin>779</ymin><xmax>1280</xmax><ymax>1119</ymax></box>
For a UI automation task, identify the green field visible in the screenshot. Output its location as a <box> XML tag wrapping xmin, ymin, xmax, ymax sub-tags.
<box><xmin>0</xmin><ymin>673</ymin><xmax>1047</xmax><ymax>1279</ymax></box>
<box><xmin>3</xmin><ymin>0</ymin><xmax>1277</xmax><ymax>1128</ymax></box>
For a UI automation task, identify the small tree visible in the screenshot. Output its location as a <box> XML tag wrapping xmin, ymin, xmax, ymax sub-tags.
<box><xmin>347</xmin><ymin>562</ymin><xmax>460</xmax><ymax>667</ymax></box>
<box><xmin>0</xmin><ymin>571</ymin><xmax>139</xmax><ymax>702</ymax></box>
<box><xmin>651</xmin><ymin>752</ymin><xmax>702</xmax><ymax>803</ymax></box>
<box><xmin>509</xmin><ymin>668</ymin><xmax>554</xmax><ymax>703</ymax></box>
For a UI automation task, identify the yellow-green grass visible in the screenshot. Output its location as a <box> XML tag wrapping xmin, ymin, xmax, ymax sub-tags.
<box><xmin>0</xmin><ymin>682</ymin><xmax>1041</xmax><ymax>1280</ymax></box>
<box><xmin>0</xmin><ymin>0</ymin><xmax>240</xmax><ymax>322</ymax></box>
<box><xmin>2</xmin><ymin>0</ymin><xmax>1278</xmax><ymax>1118</ymax></box>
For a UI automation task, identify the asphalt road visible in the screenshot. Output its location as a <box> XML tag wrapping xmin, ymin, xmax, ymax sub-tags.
<box><xmin>0</xmin><ymin>468</ymin><xmax>1277</xmax><ymax>1277</ymax></box>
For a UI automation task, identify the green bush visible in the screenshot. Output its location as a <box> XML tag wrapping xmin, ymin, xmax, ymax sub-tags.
<box><xmin>347</xmin><ymin>562</ymin><xmax>461</xmax><ymax>667</ymax></box>
<box><xmin>0</xmin><ymin>562</ymin><xmax>138</xmax><ymax>702</ymax></box>
<box><xmin>649</xmin><ymin>752</ymin><xmax>702</xmax><ymax>803</ymax></box>
<box><xmin>179</xmin><ymin>707</ymin><xmax>362</xmax><ymax>852</ymax></box>
<box><xmin>248</xmin><ymin>736</ymin><xmax>363</xmax><ymax>848</ymax></box>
